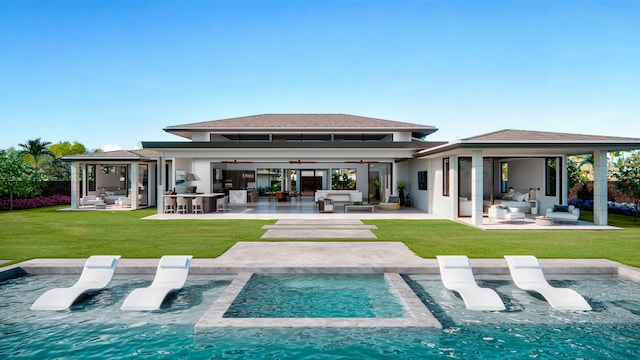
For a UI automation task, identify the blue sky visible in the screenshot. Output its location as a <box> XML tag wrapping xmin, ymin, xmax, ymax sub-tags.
<box><xmin>1</xmin><ymin>0</ymin><xmax>639</xmax><ymax>151</ymax></box>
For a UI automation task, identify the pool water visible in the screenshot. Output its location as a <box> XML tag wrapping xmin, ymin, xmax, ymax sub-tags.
<box><xmin>224</xmin><ymin>274</ymin><xmax>408</xmax><ymax>318</ymax></box>
<box><xmin>1</xmin><ymin>274</ymin><xmax>639</xmax><ymax>359</ymax></box>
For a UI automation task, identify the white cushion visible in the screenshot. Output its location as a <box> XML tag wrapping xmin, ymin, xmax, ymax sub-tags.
<box><xmin>440</xmin><ymin>256</ymin><xmax>470</xmax><ymax>269</ymax></box>
<box><xmin>510</xmin><ymin>256</ymin><xmax>541</xmax><ymax>269</ymax></box>
<box><xmin>159</xmin><ymin>256</ymin><xmax>192</xmax><ymax>269</ymax></box>
<box><xmin>85</xmin><ymin>256</ymin><xmax>119</xmax><ymax>269</ymax></box>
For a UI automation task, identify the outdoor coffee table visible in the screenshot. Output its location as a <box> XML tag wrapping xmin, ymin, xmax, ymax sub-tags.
<box><xmin>344</xmin><ymin>204</ymin><xmax>375</xmax><ymax>213</ymax></box>
<box><xmin>535</xmin><ymin>216</ymin><xmax>554</xmax><ymax>226</ymax></box>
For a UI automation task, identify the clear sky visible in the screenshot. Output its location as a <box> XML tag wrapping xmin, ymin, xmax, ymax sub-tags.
<box><xmin>1</xmin><ymin>0</ymin><xmax>639</xmax><ymax>152</ymax></box>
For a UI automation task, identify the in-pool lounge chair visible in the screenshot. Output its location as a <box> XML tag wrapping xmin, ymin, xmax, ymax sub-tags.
<box><xmin>121</xmin><ymin>255</ymin><xmax>192</xmax><ymax>311</ymax></box>
<box><xmin>504</xmin><ymin>255</ymin><xmax>592</xmax><ymax>311</ymax></box>
<box><xmin>31</xmin><ymin>255</ymin><xmax>121</xmax><ymax>310</ymax></box>
<box><xmin>437</xmin><ymin>255</ymin><xmax>505</xmax><ymax>311</ymax></box>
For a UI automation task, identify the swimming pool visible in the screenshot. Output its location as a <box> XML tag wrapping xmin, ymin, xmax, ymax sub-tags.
<box><xmin>1</xmin><ymin>274</ymin><xmax>638</xmax><ymax>359</ymax></box>
<box><xmin>224</xmin><ymin>274</ymin><xmax>408</xmax><ymax>318</ymax></box>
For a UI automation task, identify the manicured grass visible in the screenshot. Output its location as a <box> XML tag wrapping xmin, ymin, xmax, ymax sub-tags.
<box><xmin>1</xmin><ymin>206</ymin><xmax>638</xmax><ymax>268</ymax></box>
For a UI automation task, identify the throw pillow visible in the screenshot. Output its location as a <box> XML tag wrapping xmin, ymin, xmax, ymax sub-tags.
<box><xmin>502</xmin><ymin>193</ymin><xmax>514</xmax><ymax>200</ymax></box>
<box><xmin>387</xmin><ymin>196</ymin><xmax>398</xmax><ymax>203</ymax></box>
<box><xmin>553</xmin><ymin>205</ymin><xmax>569</xmax><ymax>212</ymax></box>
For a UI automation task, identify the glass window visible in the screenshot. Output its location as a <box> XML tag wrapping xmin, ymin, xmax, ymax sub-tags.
<box><xmin>500</xmin><ymin>162</ymin><xmax>509</xmax><ymax>193</ymax></box>
<box><xmin>87</xmin><ymin>164</ymin><xmax>96</xmax><ymax>192</ymax></box>
<box><xmin>443</xmin><ymin>158</ymin><xmax>450</xmax><ymax>196</ymax></box>
<box><xmin>545</xmin><ymin>158</ymin><xmax>557</xmax><ymax>196</ymax></box>
<box><xmin>331</xmin><ymin>168</ymin><xmax>356</xmax><ymax>190</ymax></box>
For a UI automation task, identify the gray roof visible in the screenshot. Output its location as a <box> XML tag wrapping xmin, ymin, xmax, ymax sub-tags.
<box><xmin>465</xmin><ymin>129</ymin><xmax>638</xmax><ymax>142</ymax></box>
<box><xmin>164</xmin><ymin>114</ymin><xmax>437</xmax><ymax>139</ymax></box>
<box><xmin>416</xmin><ymin>129</ymin><xmax>640</xmax><ymax>158</ymax></box>
<box><xmin>62</xmin><ymin>149</ymin><xmax>157</xmax><ymax>162</ymax></box>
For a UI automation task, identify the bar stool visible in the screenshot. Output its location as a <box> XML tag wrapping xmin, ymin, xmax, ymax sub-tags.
<box><xmin>192</xmin><ymin>197</ymin><xmax>203</xmax><ymax>214</ymax></box>
<box><xmin>176</xmin><ymin>196</ymin><xmax>190</xmax><ymax>214</ymax></box>
<box><xmin>163</xmin><ymin>197</ymin><xmax>176</xmax><ymax>214</ymax></box>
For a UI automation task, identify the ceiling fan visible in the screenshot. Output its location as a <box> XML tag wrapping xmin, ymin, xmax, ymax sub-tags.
<box><xmin>345</xmin><ymin>159</ymin><xmax>380</xmax><ymax>164</ymax></box>
<box><xmin>221</xmin><ymin>160</ymin><xmax>254</xmax><ymax>164</ymax></box>
<box><xmin>289</xmin><ymin>159</ymin><xmax>318</xmax><ymax>164</ymax></box>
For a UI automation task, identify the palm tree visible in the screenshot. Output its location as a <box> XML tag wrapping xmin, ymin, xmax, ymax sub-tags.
<box><xmin>18</xmin><ymin>138</ymin><xmax>53</xmax><ymax>171</ymax></box>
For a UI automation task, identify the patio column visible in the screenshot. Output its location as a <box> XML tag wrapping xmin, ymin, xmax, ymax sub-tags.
<box><xmin>471</xmin><ymin>150</ymin><xmax>484</xmax><ymax>226</ymax></box>
<box><xmin>70</xmin><ymin>162</ymin><xmax>80</xmax><ymax>209</ymax></box>
<box><xmin>593</xmin><ymin>150</ymin><xmax>608</xmax><ymax>225</ymax></box>
<box><xmin>130</xmin><ymin>164</ymin><xmax>138</xmax><ymax>210</ymax></box>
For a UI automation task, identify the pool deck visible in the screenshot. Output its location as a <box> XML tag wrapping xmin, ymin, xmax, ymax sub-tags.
<box><xmin>5</xmin><ymin>242</ymin><xmax>640</xmax><ymax>279</ymax></box>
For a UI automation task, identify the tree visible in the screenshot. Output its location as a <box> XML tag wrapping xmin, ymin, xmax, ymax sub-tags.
<box><xmin>18</xmin><ymin>138</ymin><xmax>53</xmax><ymax>172</ymax></box>
<box><xmin>0</xmin><ymin>150</ymin><xmax>46</xmax><ymax>210</ymax></box>
<box><xmin>610</xmin><ymin>150</ymin><xmax>640</xmax><ymax>221</ymax></box>
<box><xmin>45</xmin><ymin>141</ymin><xmax>89</xmax><ymax>181</ymax></box>
<box><xmin>567</xmin><ymin>158</ymin><xmax>583</xmax><ymax>190</ymax></box>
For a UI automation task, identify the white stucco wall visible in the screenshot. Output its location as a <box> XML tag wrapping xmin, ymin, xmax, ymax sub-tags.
<box><xmin>408</xmin><ymin>158</ymin><xmax>431</xmax><ymax>212</ymax></box>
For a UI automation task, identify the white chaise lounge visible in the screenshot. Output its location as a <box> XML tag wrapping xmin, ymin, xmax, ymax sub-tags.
<box><xmin>121</xmin><ymin>255</ymin><xmax>193</xmax><ymax>311</ymax></box>
<box><xmin>31</xmin><ymin>255</ymin><xmax>121</xmax><ymax>310</ymax></box>
<box><xmin>504</xmin><ymin>255</ymin><xmax>591</xmax><ymax>311</ymax></box>
<box><xmin>437</xmin><ymin>255</ymin><xmax>505</xmax><ymax>311</ymax></box>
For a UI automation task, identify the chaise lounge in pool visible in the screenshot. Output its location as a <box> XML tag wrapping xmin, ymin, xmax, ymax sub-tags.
<box><xmin>505</xmin><ymin>255</ymin><xmax>592</xmax><ymax>311</ymax></box>
<box><xmin>437</xmin><ymin>255</ymin><xmax>505</xmax><ymax>311</ymax></box>
<box><xmin>31</xmin><ymin>255</ymin><xmax>121</xmax><ymax>311</ymax></box>
<box><xmin>121</xmin><ymin>255</ymin><xmax>192</xmax><ymax>311</ymax></box>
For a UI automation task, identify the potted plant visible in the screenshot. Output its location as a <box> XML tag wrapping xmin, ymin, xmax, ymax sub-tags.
<box><xmin>373</xmin><ymin>179</ymin><xmax>381</xmax><ymax>201</ymax></box>
<box><xmin>397</xmin><ymin>180</ymin><xmax>406</xmax><ymax>207</ymax></box>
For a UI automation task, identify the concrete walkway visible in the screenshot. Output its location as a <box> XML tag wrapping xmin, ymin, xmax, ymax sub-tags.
<box><xmin>261</xmin><ymin>219</ymin><xmax>377</xmax><ymax>239</ymax></box>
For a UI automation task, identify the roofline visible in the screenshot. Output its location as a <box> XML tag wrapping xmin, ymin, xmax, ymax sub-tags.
<box><xmin>415</xmin><ymin>139</ymin><xmax>640</xmax><ymax>158</ymax></box>
<box><xmin>61</xmin><ymin>156</ymin><xmax>157</xmax><ymax>162</ymax></box>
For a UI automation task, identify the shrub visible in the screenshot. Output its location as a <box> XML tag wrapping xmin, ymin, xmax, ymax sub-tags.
<box><xmin>0</xmin><ymin>194</ymin><xmax>71</xmax><ymax>211</ymax></box>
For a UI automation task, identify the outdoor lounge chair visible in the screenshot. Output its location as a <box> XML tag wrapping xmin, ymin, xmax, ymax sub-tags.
<box><xmin>437</xmin><ymin>255</ymin><xmax>505</xmax><ymax>311</ymax></box>
<box><xmin>30</xmin><ymin>255</ymin><xmax>121</xmax><ymax>310</ymax></box>
<box><xmin>121</xmin><ymin>255</ymin><xmax>193</xmax><ymax>311</ymax></box>
<box><xmin>504</xmin><ymin>255</ymin><xmax>592</xmax><ymax>311</ymax></box>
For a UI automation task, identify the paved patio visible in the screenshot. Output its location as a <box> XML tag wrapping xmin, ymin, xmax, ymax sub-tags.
<box><xmin>140</xmin><ymin>197</ymin><xmax>620</xmax><ymax>230</ymax></box>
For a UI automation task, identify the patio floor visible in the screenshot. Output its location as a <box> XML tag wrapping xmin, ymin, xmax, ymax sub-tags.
<box><xmin>140</xmin><ymin>196</ymin><xmax>620</xmax><ymax>230</ymax></box>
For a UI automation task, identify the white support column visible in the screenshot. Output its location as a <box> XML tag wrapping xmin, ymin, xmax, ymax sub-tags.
<box><xmin>157</xmin><ymin>153</ymin><xmax>164</xmax><ymax>214</ymax></box>
<box><xmin>130</xmin><ymin>164</ymin><xmax>139</xmax><ymax>210</ymax></box>
<box><xmin>471</xmin><ymin>150</ymin><xmax>484</xmax><ymax>225</ymax></box>
<box><xmin>593</xmin><ymin>150</ymin><xmax>608</xmax><ymax>225</ymax></box>
<box><xmin>561</xmin><ymin>155</ymin><xmax>569</xmax><ymax>205</ymax></box>
<box><xmin>70</xmin><ymin>162</ymin><xmax>80</xmax><ymax>209</ymax></box>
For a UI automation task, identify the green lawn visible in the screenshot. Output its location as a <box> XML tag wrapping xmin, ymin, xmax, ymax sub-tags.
<box><xmin>1</xmin><ymin>206</ymin><xmax>638</xmax><ymax>267</ymax></box>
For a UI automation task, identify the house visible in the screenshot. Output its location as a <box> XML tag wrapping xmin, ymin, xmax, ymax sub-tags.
<box><xmin>65</xmin><ymin>114</ymin><xmax>640</xmax><ymax>225</ymax></box>
<box><xmin>63</xmin><ymin>149</ymin><xmax>158</xmax><ymax>210</ymax></box>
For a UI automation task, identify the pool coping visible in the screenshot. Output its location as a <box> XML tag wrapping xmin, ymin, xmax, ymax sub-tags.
<box><xmin>194</xmin><ymin>272</ymin><xmax>443</xmax><ymax>330</ymax></box>
<box><xmin>5</xmin><ymin>257</ymin><xmax>639</xmax><ymax>279</ymax></box>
